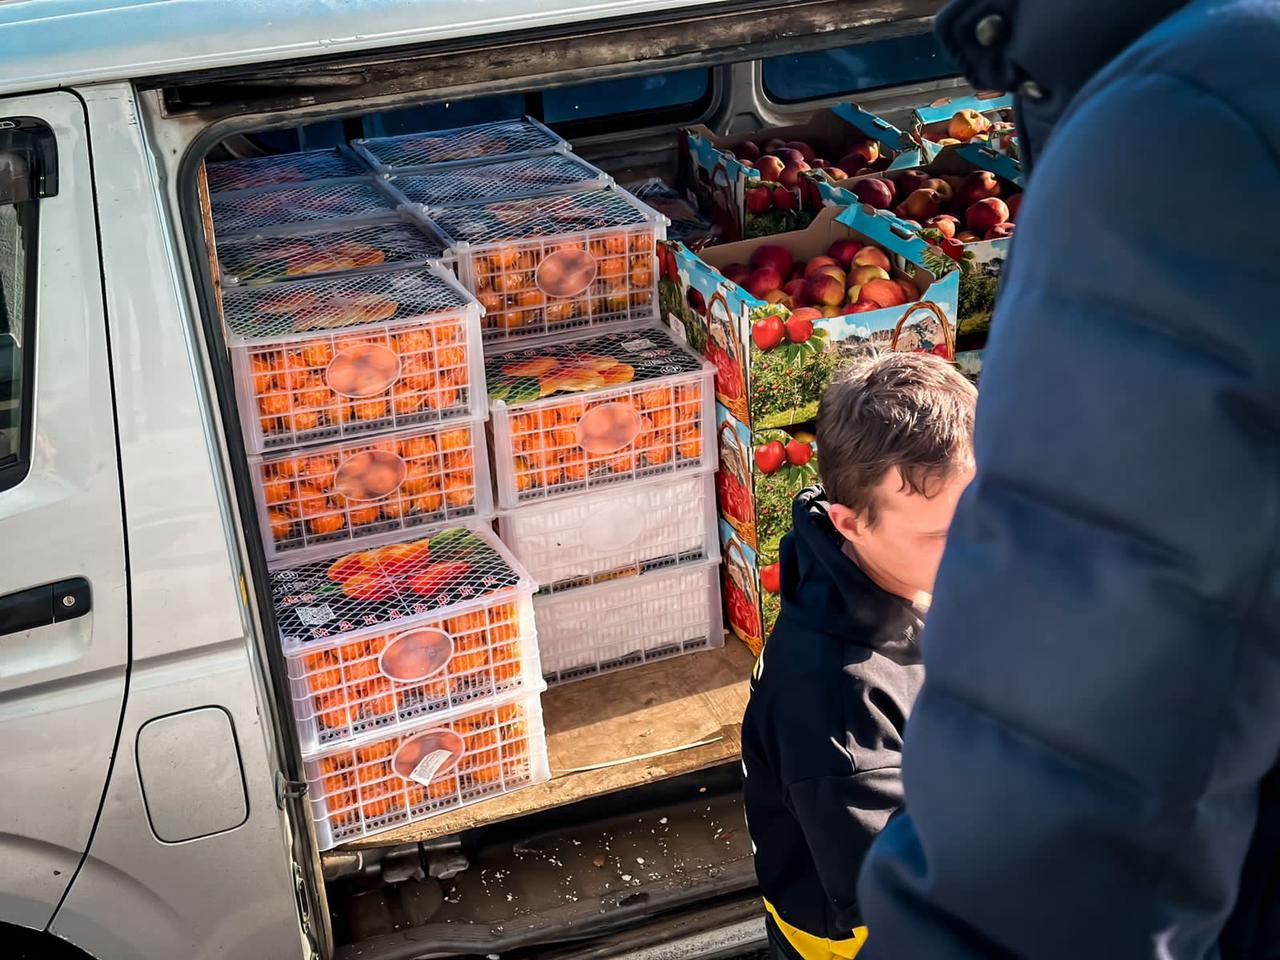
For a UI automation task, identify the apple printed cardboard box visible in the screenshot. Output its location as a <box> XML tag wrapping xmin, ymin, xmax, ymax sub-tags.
<box><xmin>908</xmin><ymin>91</ymin><xmax>1018</xmax><ymax>164</ymax></box>
<box><xmin>678</xmin><ymin>103</ymin><xmax>915</xmax><ymax>243</ymax></box>
<box><xmin>813</xmin><ymin>144</ymin><xmax>1023</xmax><ymax>357</ymax></box>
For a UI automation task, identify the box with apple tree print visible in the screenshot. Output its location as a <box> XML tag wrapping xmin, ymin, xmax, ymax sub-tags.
<box><xmin>679</xmin><ymin>103</ymin><xmax>915</xmax><ymax>243</ymax></box>
<box><xmin>713</xmin><ymin>403</ymin><xmax>817</xmax><ymax>654</ymax></box>
<box><xmin>661</xmin><ymin>202</ymin><xmax>958</xmax><ymax>433</ymax></box>
<box><xmin>812</xmin><ymin>143</ymin><xmax>1022</xmax><ymax>354</ymax></box>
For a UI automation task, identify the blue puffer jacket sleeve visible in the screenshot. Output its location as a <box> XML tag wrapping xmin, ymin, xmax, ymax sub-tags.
<box><xmin>857</xmin><ymin>64</ymin><xmax>1280</xmax><ymax>960</ymax></box>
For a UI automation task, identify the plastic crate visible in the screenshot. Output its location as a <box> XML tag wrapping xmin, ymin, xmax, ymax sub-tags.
<box><xmin>385</xmin><ymin>153</ymin><xmax>610</xmax><ymax>208</ymax></box>
<box><xmin>487</xmin><ymin>325</ymin><xmax>716</xmax><ymax>508</ymax></box>
<box><xmin>217</xmin><ymin>213</ymin><xmax>447</xmax><ymax>287</ymax></box>
<box><xmin>225</xmin><ymin>265</ymin><xmax>484</xmax><ymax>453</ymax></box>
<box><xmin>210</xmin><ymin>178</ymin><xmax>393</xmax><ymax>236</ymax></box>
<box><xmin>534</xmin><ymin>560</ymin><xmax>723</xmax><ymax>684</ymax></box>
<box><xmin>498</xmin><ymin>470</ymin><xmax>718</xmax><ymax>594</ymax></box>
<box><xmin>286</xmin><ymin>582</ymin><xmax>539</xmax><ymax>753</ymax></box>
<box><xmin>353</xmin><ymin>117</ymin><xmax>567</xmax><ymax>172</ymax></box>
<box><xmin>427</xmin><ymin>187</ymin><xmax>667</xmax><ymax>342</ymax></box>
<box><xmin>305</xmin><ymin>693</ymin><xmax>549</xmax><ymax>849</ymax></box>
<box><xmin>205</xmin><ymin>147</ymin><xmax>368</xmax><ymax>193</ymax></box>
<box><xmin>251</xmin><ymin>420</ymin><xmax>492</xmax><ymax>561</ymax></box>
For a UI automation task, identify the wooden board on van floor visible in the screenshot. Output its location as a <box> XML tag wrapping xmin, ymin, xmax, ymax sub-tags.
<box><xmin>340</xmin><ymin>642</ymin><xmax>753</xmax><ymax>848</ymax></box>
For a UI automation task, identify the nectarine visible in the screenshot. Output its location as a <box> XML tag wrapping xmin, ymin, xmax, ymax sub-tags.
<box><xmin>852</xmin><ymin>246</ymin><xmax>892</xmax><ymax>272</ymax></box>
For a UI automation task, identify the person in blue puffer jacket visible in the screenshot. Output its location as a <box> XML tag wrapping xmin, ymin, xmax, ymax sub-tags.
<box><xmin>857</xmin><ymin>1</ymin><xmax>1280</xmax><ymax>958</ymax></box>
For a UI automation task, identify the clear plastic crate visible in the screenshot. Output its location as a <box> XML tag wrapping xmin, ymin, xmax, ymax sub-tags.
<box><xmin>385</xmin><ymin>153</ymin><xmax>610</xmax><ymax>208</ymax></box>
<box><xmin>427</xmin><ymin>187</ymin><xmax>667</xmax><ymax>342</ymax></box>
<box><xmin>210</xmin><ymin>177</ymin><xmax>393</xmax><ymax>236</ymax></box>
<box><xmin>217</xmin><ymin>214</ymin><xmax>446</xmax><ymax>287</ymax></box>
<box><xmin>305</xmin><ymin>693</ymin><xmax>549</xmax><ymax>849</ymax></box>
<box><xmin>535</xmin><ymin>560</ymin><xmax>723</xmax><ymax>684</ymax></box>
<box><xmin>251</xmin><ymin>420</ymin><xmax>492</xmax><ymax>561</ymax></box>
<box><xmin>271</xmin><ymin>526</ymin><xmax>534</xmax><ymax>650</ymax></box>
<box><xmin>286</xmin><ymin>583</ymin><xmax>539</xmax><ymax>753</ymax></box>
<box><xmin>487</xmin><ymin>325</ymin><xmax>716</xmax><ymax>508</ymax></box>
<box><xmin>353</xmin><ymin>117</ymin><xmax>567</xmax><ymax>172</ymax></box>
<box><xmin>206</xmin><ymin>147</ymin><xmax>368</xmax><ymax>193</ymax></box>
<box><xmin>225</xmin><ymin>265</ymin><xmax>484</xmax><ymax>453</ymax></box>
<box><xmin>498</xmin><ymin>471</ymin><xmax>718</xmax><ymax>594</ymax></box>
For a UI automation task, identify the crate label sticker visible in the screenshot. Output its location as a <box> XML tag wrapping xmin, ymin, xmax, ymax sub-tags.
<box><xmin>622</xmin><ymin>337</ymin><xmax>657</xmax><ymax>351</ymax></box>
<box><xmin>536</xmin><ymin>247</ymin><xmax>598</xmax><ymax>298</ymax></box>
<box><xmin>409</xmin><ymin>749</ymin><xmax>455</xmax><ymax>786</ymax></box>
<box><xmin>325</xmin><ymin>343</ymin><xmax>402</xmax><ymax>399</ymax></box>
<box><xmin>334</xmin><ymin>450</ymin><xmax>407</xmax><ymax>501</ymax></box>
<box><xmin>581</xmin><ymin>500</ymin><xmax>645</xmax><ymax>552</ymax></box>
<box><xmin>379</xmin><ymin>627</ymin><xmax>454</xmax><ymax>682</ymax></box>
<box><xmin>297</xmin><ymin>604</ymin><xmax>335</xmax><ymax>627</ymax></box>
<box><xmin>577</xmin><ymin>402</ymin><xmax>643</xmax><ymax>455</ymax></box>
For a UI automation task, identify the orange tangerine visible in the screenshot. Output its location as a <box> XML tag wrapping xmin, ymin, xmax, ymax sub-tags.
<box><xmin>308</xmin><ymin>513</ymin><xmax>345</xmax><ymax>536</ymax></box>
<box><xmin>268</xmin><ymin>509</ymin><xmax>294</xmax><ymax>541</ymax></box>
<box><xmin>263</xmin><ymin>479</ymin><xmax>292</xmax><ymax>504</ymax></box>
<box><xmin>438</xmin><ymin>428</ymin><xmax>470</xmax><ymax>451</ymax></box>
<box><xmin>677</xmin><ymin>428</ymin><xmax>702</xmax><ymax>460</ymax></box>
<box><xmin>303</xmin><ymin>341</ymin><xmax>334</xmax><ymax>367</ymax></box>
<box><xmin>444</xmin><ymin>475</ymin><xmax>474</xmax><ymax>507</ymax></box>
<box><xmin>354</xmin><ymin>399</ymin><xmax>388</xmax><ymax>421</ymax></box>
<box><xmin>347</xmin><ymin>505</ymin><xmax>381</xmax><ymax>526</ymax></box>
<box><xmin>413</xmin><ymin>492</ymin><xmax>445</xmax><ymax>514</ymax></box>
<box><xmin>258</xmin><ymin>393</ymin><xmax>291</xmax><ymax>416</ymax></box>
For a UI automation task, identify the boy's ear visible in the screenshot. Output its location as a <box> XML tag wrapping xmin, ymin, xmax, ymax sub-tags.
<box><xmin>827</xmin><ymin>503</ymin><xmax>866</xmax><ymax>545</ymax></box>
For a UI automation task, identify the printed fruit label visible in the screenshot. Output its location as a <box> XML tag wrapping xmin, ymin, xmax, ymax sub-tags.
<box><xmin>536</xmin><ymin>248</ymin><xmax>598</xmax><ymax>298</ymax></box>
<box><xmin>378</xmin><ymin>627</ymin><xmax>454</xmax><ymax>682</ymax></box>
<box><xmin>580</xmin><ymin>501</ymin><xmax>646</xmax><ymax>552</ymax></box>
<box><xmin>325</xmin><ymin>343</ymin><xmax>402</xmax><ymax>398</ymax></box>
<box><xmin>392</xmin><ymin>729</ymin><xmax>464</xmax><ymax>784</ymax></box>
<box><xmin>333</xmin><ymin>450</ymin><xmax>407</xmax><ymax>501</ymax></box>
<box><xmin>576</xmin><ymin>402</ymin><xmax>643</xmax><ymax>455</ymax></box>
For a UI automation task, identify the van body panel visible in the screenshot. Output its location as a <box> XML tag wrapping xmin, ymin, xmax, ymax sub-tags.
<box><xmin>0</xmin><ymin>88</ymin><xmax>129</xmax><ymax>932</ymax></box>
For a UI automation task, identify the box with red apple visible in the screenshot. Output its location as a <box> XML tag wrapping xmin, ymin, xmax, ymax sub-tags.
<box><xmin>909</xmin><ymin>91</ymin><xmax>1017</xmax><ymax>163</ymax></box>
<box><xmin>679</xmin><ymin>103</ymin><xmax>914</xmax><ymax>243</ymax></box>
<box><xmin>660</xmin><ymin>203</ymin><xmax>958</xmax><ymax>431</ymax></box>
<box><xmin>812</xmin><ymin>144</ymin><xmax>1023</xmax><ymax>354</ymax></box>
<box><xmin>713</xmin><ymin>405</ymin><xmax>817</xmax><ymax>654</ymax></box>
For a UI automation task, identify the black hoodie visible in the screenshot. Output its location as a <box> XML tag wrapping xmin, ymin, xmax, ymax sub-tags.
<box><xmin>741</xmin><ymin>488</ymin><xmax>923</xmax><ymax>945</ymax></box>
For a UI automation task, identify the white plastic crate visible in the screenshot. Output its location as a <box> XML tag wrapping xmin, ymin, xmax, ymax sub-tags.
<box><xmin>210</xmin><ymin>177</ymin><xmax>394</xmax><ymax>236</ymax></box>
<box><xmin>205</xmin><ymin>146</ymin><xmax>369</xmax><ymax>193</ymax></box>
<box><xmin>498</xmin><ymin>471</ymin><xmax>718</xmax><ymax>594</ymax></box>
<box><xmin>305</xmin><ymin>693</ymin><xmax>549</xmax><ymax>849</ymax></box>
<box><xmin>251</xmin><ymin>420</ymin><xmax>492</xmax><ymax>561</ymax></box>
<box><xmin>535</xmin><ymin>561</ymin><xmax>724</xmax><ymax>684</ymax></box>
<box><xmin>427</xmin><ymin>187</ymin><xmax>667</xmax><ymax>342</ymax></box>
<box><xmin>353</xmin><ymin>117</ymin><xmax>568</xmax><ymax>172</ymax></box>
<box><xmin>217</xmin><ymin>213</ymin><xmax>446</xmax><ymax>287</ymax></box>
<box><xmin>225</xmin><ymin>264</ymin><xmax>484</xmax><ymax>453</ymax></box>
<box><xmin>487</xmin><ymin>325</ymin><xmax>716</xmax><ymax>508</ymax></box>
<box><xmin>285</xmin><ymin>585</ymin><xmax>539</xmax><ymax>753</ymax></box>
<box><xmin>385</xmin><ymin>153</ymin><xmax>610</xmax><ymax>208</ymax></box>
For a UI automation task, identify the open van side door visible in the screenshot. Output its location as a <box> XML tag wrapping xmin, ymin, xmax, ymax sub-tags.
<box><xmin>0</xmin><ymin>91</ymin><xmax>129</xmax><ymax>931</ymax></box>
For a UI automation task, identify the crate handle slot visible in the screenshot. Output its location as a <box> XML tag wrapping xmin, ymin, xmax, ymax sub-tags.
<box><xmin>324</xmin><ymin>342</ymin><xmax>402</xmax><ymax>398</ymax></box>
<box><xmin>392</xmin><ymin>728</ymin><xmax>464</xmax><ymax>785</ymax></box>
<box><xmin>576</xmin><ymin>402</ymin><xmax>643</xmax><ymax>456</ymax></box>
<box><xmin>333</xmin><ymin>449</ymin><xmax>408</xmax><ymax>501</ymax></box>
<box><xmin>378</xmin><ymin>627</ymin><xmax>455</xmax><ymax>683</ymax></box>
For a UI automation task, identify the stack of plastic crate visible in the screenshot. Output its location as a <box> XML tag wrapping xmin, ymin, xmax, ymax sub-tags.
<box><xmin>209</xmin><ymin>149</ymin><xmax>552</xmax><ymax>849</ymax></box>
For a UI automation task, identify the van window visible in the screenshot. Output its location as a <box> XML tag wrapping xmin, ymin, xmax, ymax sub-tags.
<box><xmin>542</xmin><ymin>68</ymin><xmax>712</xmax><ymax>126</ymax></box>
<box><xmin>762</xmin><ymin>33</ymin><xmax>956</xmax><ymax>103</ymax></box>
<box><xmin>362</xmin><ymin>95</ymin><xmax>526</xmax><ymax>139</ymax></box>
<box><xmin>0</xmin><ymin>196</ymin><xmax>35</xmax><ymax>489</ymax></box>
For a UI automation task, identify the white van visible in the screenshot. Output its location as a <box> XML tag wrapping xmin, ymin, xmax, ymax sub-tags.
<box><xmin>0</xmin><ymin>3</ymin><xmax>961</xmax><ymax>957</ymax></box>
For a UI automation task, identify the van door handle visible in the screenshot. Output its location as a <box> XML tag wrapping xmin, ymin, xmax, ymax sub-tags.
<box><xmin>0</xmin><ymin>578</ymin><xmax>91</xmax><ymax>636</ymax></box>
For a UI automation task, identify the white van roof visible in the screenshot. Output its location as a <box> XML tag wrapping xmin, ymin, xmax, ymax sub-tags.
<box><xmin>0</xmin><ymin>0</ymin><xmax>721</xmax><ymax>98</ymax></box>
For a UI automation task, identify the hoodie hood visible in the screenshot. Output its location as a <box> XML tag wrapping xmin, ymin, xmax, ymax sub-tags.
<box><xmin>776</xmin><ymin>487</ymin><xmax>922</xmax><ymax>663</ymax></box>
<box><xmin>935</xmin><ymin>0</ymin><xmax>1190</xmax><ymax>168</ymax></box>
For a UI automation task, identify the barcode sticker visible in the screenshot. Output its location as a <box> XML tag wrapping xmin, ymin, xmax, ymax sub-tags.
<box><xmin>622</xmin><ymin>338</ymin><xmax>656</xmax><ymax>351</ymax></box>
<box><xmin>297</xmin><ymin>604</ymin><xmax>335</xmax><ymax>627</ymax></box>
<box><xmin>409</xmin><ymin>749</ymin><xmax>454</xmax><ymax>786</ymax></box>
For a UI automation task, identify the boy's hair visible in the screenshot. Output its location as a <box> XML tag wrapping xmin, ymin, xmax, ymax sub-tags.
<box><xmin>816</xmin><ymin>352</ymin><xmax>977</xmax><ymax>524</ymax></box>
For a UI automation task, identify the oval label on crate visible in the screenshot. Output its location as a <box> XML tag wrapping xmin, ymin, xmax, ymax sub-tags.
<box><xmin>581</xmin><ymin>501</ymin><xmax>646</xmax><ymax>552</ymax></box>
<box><xmin>393</xmin><ymin>729</ymin><xmax>464</xmax><ymax>785</ymax></box>
<box><xmin>379</xmin><ymin>627</ymin><xmax>454</xmax><ymax>682</ymax></box>
<box><xmin>324</xmin><ymin>343</ymin><xmax>402</xmax><ymax>399</ymax></box>
<box><xmin>536</xmin><ymin>248</ymin><xmax>597</xmax><ymax>299</ymax></box>
<box><xmin>333</xmin><ymin>450</ymin><xmax>407</xmax><ymax>501</ymax></box>
<box><xmin>576</xmin><ymin>402</ymin><xmax>643</xmax><ymax>456</ymax></box>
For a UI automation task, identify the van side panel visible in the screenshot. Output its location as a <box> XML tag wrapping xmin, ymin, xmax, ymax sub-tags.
<box><xmin>48</xmin><ymin>84</ymin><xmax>308</xmax><ymax>960</ymax></box>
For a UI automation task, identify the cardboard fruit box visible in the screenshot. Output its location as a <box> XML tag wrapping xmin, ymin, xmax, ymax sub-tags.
<box><xmin>910</xmin><ymin>91</ymin><xmax>1017</xmax><ymax>163</ymax></box>
<box><xmin>679</xmin><ymin>103</ymin><xmax>914</xmax><ymax>243</ymax></box>
<box><xmin>813</xmin><ymin>144</ymin><xmax>1022</xmax><ymax>354</ymax></box>
<box><xmin>660</xmin><ymin>202</ymin><xmax>959</xmax><ymax>431</ymax></box>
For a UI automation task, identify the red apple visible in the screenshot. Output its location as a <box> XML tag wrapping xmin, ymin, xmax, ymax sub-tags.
<box><xmin>852</xmin><ymin>177</ymin><xmax>895</xmax><ymax>210</ymax></box>
<box><xmin>762</xmin><ymin>138</ymin><xmax>787</xmax><ymax>154</ymax></box>
<box><xmin>754</xmin><ymin>440</ymin><xmax>787</xmax><ymax>473</ymax></box>
<box><xmin>850</xmin><ymin>264</ymin><xmax>890</xmax><ymax>285</ymax></box>
<box><xmin>923</xmin><ymin>178</ymin><xmax>954</xmax><ymax>203</ymax></box>
<box><xmin>779</xmin><ymin>162</ymin><xmax>811</xmax><ymax>189</ymax></box>
<box><xmin>985</xmin><ymin>222</ymin><xmax>1016</xmax><ymax>240</ymax></box>
<box><xmin>803</xmin><ymin>256</ymin><xmax>840</xmax><ymax>278</ymax></box>
<box><xmin>839</xmin><ymin>139</ymin><xmax>879</xmax><ymax>169</ymax></box>
<box><xmin>784</xmin><ymin>141</ymin><xmax>816</xmax><ymax>163</ymax></box>
<box><xmin>764</xmin><ymin>290</ymin><xmax>788</xmax><ymax>304</ymax></box>
<box><xmin>785</xmin><ymin>439</ymin><xmax>814</xmax><ymax>465</ymax></box>
<box><xmin>783</xmin><ymin>278</ymin><xmax>808</xmax><ymax>302</ymax></box>
<box><xmin>941</xmin><ymin>236</ymin><xmax>965</xmax><ymax>260</ymax></box>
<box><xmin>926</xmin><ymin>215</ymin><xmax>959</xmax><ymax>239</ymax></box>
<box><xmin>785</xmin><ymin>314</ymin><xmax>815</xmax><ymax>344</ymax></box>
<box><xmin>1006</xmin><ymin>192</ymin><xmax>1023</xmax><ymax>221</ymax></box>
<box><xmin>898</xmin><ymin>188</ymin><xmax>944</xmax><ymax>221</ymax></box>
<box><xmin>827</xmin><ymin>239</ymin><xmax>862</xmax><ymax>269</ymax></box>
<box><xmin>852</xmin><ymin>246</ymin><xmax>891</xmax><ymax>272</ymax></box>
<box><xmin>848</xmin><ymin>301</ymin><xmax>880</xmax><ymax>313</ymax></box>
<box><xmin>858</xmin><ymin>278</ymin><xmax>908</xmax><ymax>308</ymax></box>
<box><xmin>746</xmin><ymin>186</ymin><xmax>773</xmax><ymax>214</ymax></box>
<box><xmin>746</xmin><ymin>267</ymin><xmax>784</xmax><ymax>299</ymax></box>
<box><xmin>760</xmin><ymin>562</ymin><xmax>781</xmax><ymax>594</ymax></box>
<box><xmin>756</xmin><ymin>155</ymin><xmax>785</xmax><ymax>182</ymax></box>
<box><xmin>825</xmin><ymin>167</ymin><xmax>849</xmax><ymax>181</ymax></box>
<box><xmin>750</xmin><ymin>315</ymin><xmax>786</xmax><ymax>351</ymax></box>
<box><xmin>749</xmin><ymin>245</ymin><xmax>794</xmax><ymax>277</ymax></box>
<box><xmin>949</xmin><ymin>108</ymin><xmax>992</xmax><ymax>142</ymax></box>
<box><xmin>894</xmin><ymin>169</ymin><xmax>932</xmax><ymax>196</ymax></box>
<box><xmin>966</xmin><ymin>197</ymin><xmax>1010</xmax><ymax>233</ymax></box>
<box><xmin>810</xmin><ymin>158</ymin><xmax>829</xmax><ymax>170</ymax></box>
<box><xmin>894</xmin><ymin>278</ymin><xmax>918</xmax><ymax>303</ymax></box>
<box><xmin>723</xmin><ymin>263</ymin><xmax>752</xmax><ymax>285</ymax></box>
<box><xmin>804</xmin><ymin>274</ymin><xmax>845</xmax><ymax>307</ymax></box>
<box><xmin>732</xmin><ymin>140</ymin><xmax>761</xmax><ymax>162</ymax></box>
<box><xmin>957</xmin><ymin>170</ymin><xmax>1002</xmax><ymax>208</ymax></box>
<box><xmin>773</xmin><ymin>186</ymin><xmax>798</xmax><ymax>210</ymax></box>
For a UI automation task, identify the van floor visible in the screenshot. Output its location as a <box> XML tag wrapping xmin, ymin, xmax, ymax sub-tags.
<box><xmin>342</xmin><ymin>641</ymin><xmax>754</xmax><ymax>849</ymax></box>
